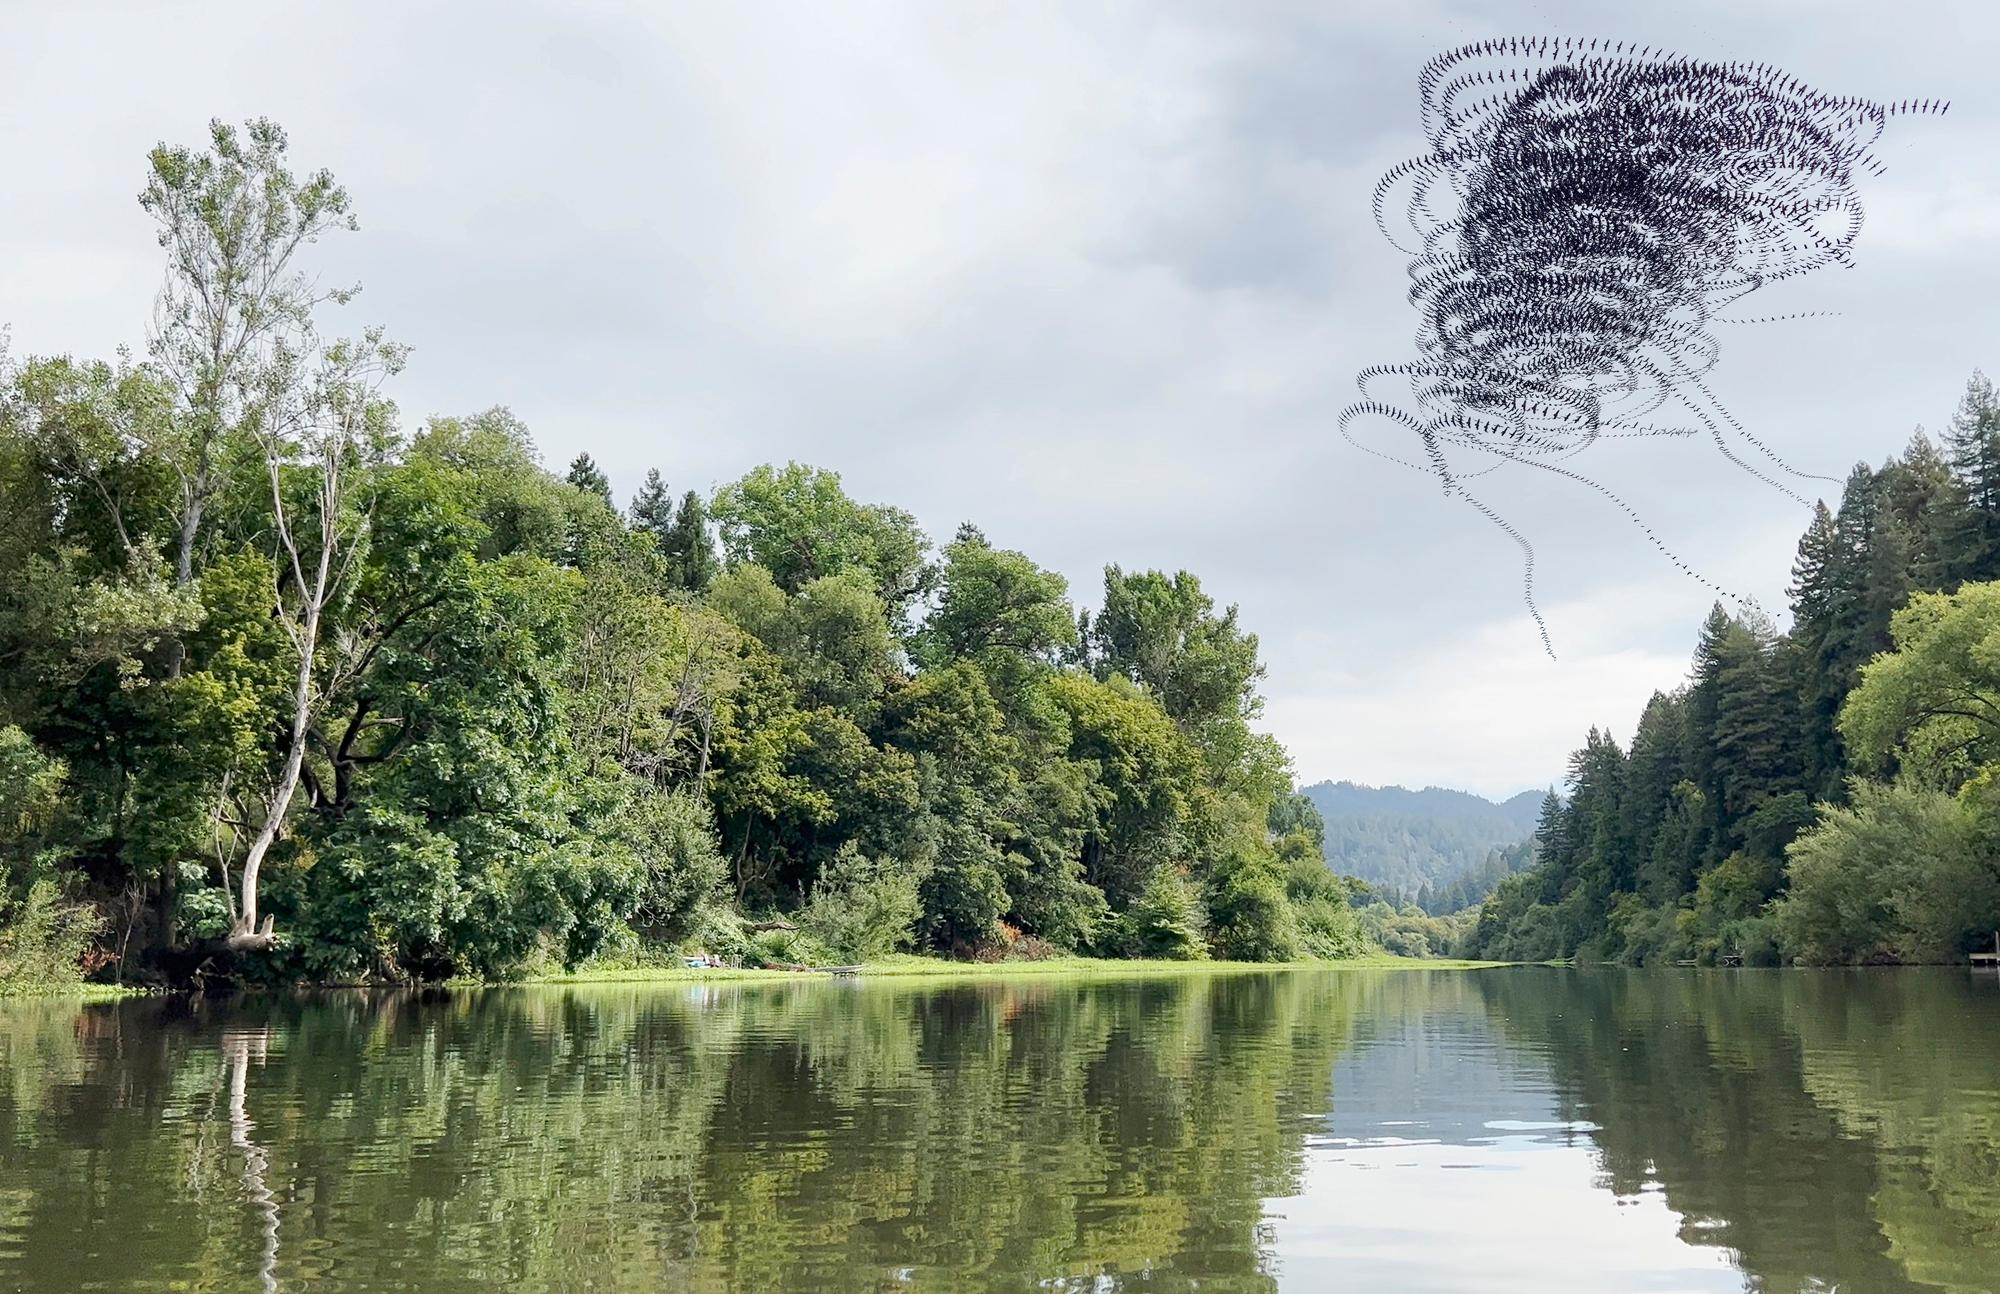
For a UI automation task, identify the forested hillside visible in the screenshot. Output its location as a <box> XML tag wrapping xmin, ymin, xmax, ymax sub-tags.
<box><xmin>1303</xmin><ymin>781</ymin><xmax>1541</xmax><ymax>903</ymax></box>
<box><xmin>1467</xmin><ymin>371</ymin><xmax>2000</xmax><ymax>966</ymax></box>
<box><xmin>0</xmin><ymin>120</ymin><xmax>1367</xmax><ymax>990</ymax></box>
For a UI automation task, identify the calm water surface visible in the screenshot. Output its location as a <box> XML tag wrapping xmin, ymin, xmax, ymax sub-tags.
<box><xmin>2</xmin><ymin>968</ymin><xmax>1997</xmax><ymax>1292</ymax></box>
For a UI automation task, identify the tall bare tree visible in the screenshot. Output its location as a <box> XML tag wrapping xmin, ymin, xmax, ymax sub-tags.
<box><xmin>224</xmin><ymin>331</ymin><xmax>402</xmax><ymax>951</ymax></box>
<box><xmin>132</xmin><ymin>118</ymin><xmax>396</xmax><ymax>951</ymax></box>
<box><xmin>143</xmin><ymin>118</ymin><xmax>358</xmax><ymax>592</ymax></box>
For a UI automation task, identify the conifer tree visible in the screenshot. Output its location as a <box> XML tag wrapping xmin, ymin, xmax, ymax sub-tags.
<box><xmin>663</xmin><ymin>489</ymin><xmax>719</xmax><ymax>592</ymax></box>
<box><xmin>1821</xmin><ymin>465</ymin><xmax>1886</xmax><ymax>692</ymax></box>
<box><xmin>630</xmin><ymin>468</ymin><xmax>675</xmax><ymax>541</ymax></box>
<box><xmin>1788</xmin><ymin>501</ymin><xmax>1847</xmax><ymax>797</ymax></box>
<box><xmin>566</xmin><ymin>452</ymin><xmax>613</xmax><ymax>504</ymax></box>
<box><xmin>1683</xmin><ymin>603</ymin><xmax>1735</xmax><ymax>860</ymax></box>
<box><xmin>1880</xmin><ymin>431</ymin><xmax>1954</xmax><ymax>590</ymax></box>
<box><xmin>1941</xmin><ymin>370</ymin><xmax>2000</xmax><ymax>583</ymax></box>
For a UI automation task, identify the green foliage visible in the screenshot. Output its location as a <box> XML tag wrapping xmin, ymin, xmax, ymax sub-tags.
<box><xmin>628</xmin><ymin>467</ymin><xmax>675</xmax><ymax>539</ymax></box>
<box><xmin>750</xmin><ymin>925</ymin><xmax>833</xmax><ymax>967</ymax></box>
<box><xmin>0</xmin><ymin>118</ymin><xmax>1365</xmax><ymax>985</ymax></box>
<box><xmin>0</xmin><ymin>881</ymin><xmax>104</xmax><ymax>992</ymax></box>
<box><xmin>1840</xmin><ymin>582</ymin><xmax>2000</xmax><ymax>786</ymax></box>
<box><xmin>711</xmin><ymin>462</ymin><xmax>929</xmax><ymax>608</ymax></box>
<box><xmin>663</xmin><ymin>490</ymin><xmax>718</xmax><ymax>592</ymax></box>
<box><xmin>1355</xmin><ymin>902</ymin><xmax>1477</xmax><ymax>959</ymax></box>
<box><xmin>1275</xmin><ymin>831</ymin><xmax>1370</xmax><ymax>958</ymax></box>
<box><xmin>1470</xmin><ymin>375</ymin><xmax>2000</xmax><ymax>966</ymax></box>
<box><xmin>1089</xmin><ymin>566</ymin><xmax>1264</xmax><ymax>781</ymax></box>
<box><xmin>0</xmin><ymin>725</ymin><xmax>66</xmax><ymax>846</ymax></box>
<box><xmin>1124</xmin><ymin>866</ymin><xmax>1208</xmax><ymax>960</ymax></box>
<box><xmin>802</xmin><ymin>842</ymin><xmax>924</xmax><ymax>962</ymax></box>
<box><xmin>915</xmin><ymin>525</ymin><xmax>1076</xmax><ymax>668</ymax></box>
<box><xmin>565</xmin><ymin>453</ymin><xmax>613</xmax><ymax>504</ymax></box>
<box><xmin>1205</xmin><ymin>843</ymin><xmax>1298</xmax><ymax>961</ymax></box>
<box><xmin>1774</xmin><ymin>781</ymin><xmax>1997</xmax><ymax>964</ymax></box>
<box><xmin>1600</xmin><ymin>895</ymin><xmax>1689</xmax><ymax>966</ymax></box>
<box><xmin>621</xmin><ymin>788</ymin><xmax>728</xmax><ymax>941</ymax></box>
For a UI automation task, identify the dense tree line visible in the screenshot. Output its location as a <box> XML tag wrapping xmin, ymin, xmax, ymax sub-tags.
<box><xmin>0</xmin><ymin>121</ymin><xmax>1364</xmax><ymax>988</ymax></box>
<box><xmin>1411</xmin><ymin>840</ymin><xmax>1534</xmax><ymax>915</ymax></box>
<box><xmin>1467</xmin><ymin>371</ymin><xmax>2000</xmax><ymax>964</ymax></box>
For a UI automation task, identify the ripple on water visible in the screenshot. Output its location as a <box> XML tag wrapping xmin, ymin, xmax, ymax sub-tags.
<box><xmin>0</xmin><ymin>968</ymin><xmax>1995</xmax><ymax>1292</ymax></box>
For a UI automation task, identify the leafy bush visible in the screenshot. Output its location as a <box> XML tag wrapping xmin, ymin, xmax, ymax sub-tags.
<box><xmin>1278</xmin><ymin>846</ymin><xmax>1369</xmax><ymax>959</ymax></box>
<box><xmin>1126</xmin><ymin>866</ymin><xmax>1208</xmax><ymax>960</ymax></box>
<box><xmin>1602</xmin><ymin>895</ymin><xmax>1689</xmax><ymax>966</ymax></box>
<box><xmin>688</xmin><ymin>904</ymin><xmax>753</xmax><ymax>961</ymax></box>
<box><xmin>623</xmin><ymin>788</ymin><xmax>727</xmax><ymax>942</ymax></box>
<box><xmin>1206</xmin><ymin>846</ymin><xmax>1297</xmax><ymax>962</ymax></box>
<box><xmin>1006</xmin><ymin>933</ymin><xmax>1061</xmax><ymax>962</ymax></box>
<box><xmin>0</xmin><ymin>880</ymin><xmax>105</xmax><ymax>993</ymax></box>
<box><xmin>801</xmin><ymin>843</ymin><xmax>923</xmax><ymax>962</ymax></box>
<box><xmin>1294</xmin><ymin>894</ymin><xmax>1369</xmax><ymax>959</ymax></box>
<box><xmin>1774</xmin><ymin>780</ymin><xmax>1994</xmax><ymax>964</ymax></box>
<box><xmin>751</xmin><ymin>926</ymin><xmax>833</xmax><ymax>966</ymax></box>
<box><xmin>1357</xmin><ymin>902</ymin><xmax>1476</xmax><ymax>959</ymax></box>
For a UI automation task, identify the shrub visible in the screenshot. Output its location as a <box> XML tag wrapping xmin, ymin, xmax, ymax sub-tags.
<box><xmin>1605</xmin><ymin>897</ymin><xmax>1690</xmax><ymax>966</ymax></box>
<box><xmin>1127</xmin><ymin>866</ymin><xmax>1208</xmax><ymax>960</ymax></box>
<box><xmin>1774</xmin><ymin>780</ymin><xmax>1995</xmax><ymax>964</ymax></box>
<box><xmin>1294</xmin><ymin>894</ymin><xmax>1370</xmax><ymax>959</ymax></box>
<box><xmin>801</xmin><ymin>843</ymin><xmax>923</xmax><ymax>962</ymax></box>
<box><xmin>1206</xmin><ymin>847</ymin><xmax>1298</xmax><ymax>962</ymax></box>
<box><xmin>624</xmin><ymin>788</ymin><xmax>728</xmax><ymax>943</ymax></box>
<box><xmin>688</xmin><ymin>904</ymin><xmax>753</xmax><ymax>962</ymax></box>
<box><xmin>0</xmin><ymin>880</ymin><xmax>105</xmax><ymax>993</ymax></box>
<box><xmin>1357</xmin><ymin>902</ymin><xmax>1476</xmax><ymax>959</ymax></box>
<box><xmin>751</xmin><ymin>926</ymin><xmax>833</xmax><ymax>967</ymax></box>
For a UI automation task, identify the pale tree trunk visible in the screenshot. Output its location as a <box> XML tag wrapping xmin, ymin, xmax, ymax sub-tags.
<box><xmin>225</xmin><ymin>622</ymin><xmax>316</xmax><ymax>950</ymax></box>
<box><xmin>227</xmin><ymin>454</ymin><xmax>337</xmax><ymax>951</ymax></box>
<box><xmin>222</xmin><ymin>331</ymin><xmax>396</xmax><ymax>952</ymax></box>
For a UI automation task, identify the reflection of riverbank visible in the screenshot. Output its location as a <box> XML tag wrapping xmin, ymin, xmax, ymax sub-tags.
<box><xmin>5</xmin><ymin>970</ymin><xmax>1993</xmax><ymax>1293</ymax></box>
<box><xmin>19</xmin><ymin>950</ymin><xmax>1497</xmax><ymax>1000</ymax></box>
<box><xmin>510</xmin><ymin>951</ymin><xmax>1500</xmax><ymax>988</ymax></box>
<box><xmin>1266</xmin><ymin>972</ymin><xmax>1744</xmax><ymax>1294</ymax></box>
<box><xmin>0</xmin><ymin>972</ymin><xmax>1368</xmax><ymax>1292</ymax></box>
<box><xmin>1474</xmin><ymin>968</ymin><xmax>2000</xmax><ymax>1294</ymax></box>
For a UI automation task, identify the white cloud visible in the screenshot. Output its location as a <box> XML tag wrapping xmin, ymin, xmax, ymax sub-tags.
<box><xmin>3</xmin><ymin>0</ymin><xmax>1993</xmax><ymax>796</ymax></box>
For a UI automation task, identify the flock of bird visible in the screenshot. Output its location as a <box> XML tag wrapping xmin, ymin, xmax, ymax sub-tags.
<box><xmin>1343</xmin><ymin>37</ymin><xmax>1947</xmax><ymax>655</ymax></box>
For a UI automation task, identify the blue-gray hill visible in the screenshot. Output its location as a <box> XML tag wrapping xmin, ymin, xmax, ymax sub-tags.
<box><xmin>1301</xmin><ymin>780</ymin><xmax>1544</xmax><ymax>898</ymax></box>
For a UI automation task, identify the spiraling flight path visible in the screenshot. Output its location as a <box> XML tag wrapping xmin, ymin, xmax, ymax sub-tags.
<box><xmin>1343</xmin><ymin>37</ymin><xmax>1946</xmax><ymax>655</ymax></box>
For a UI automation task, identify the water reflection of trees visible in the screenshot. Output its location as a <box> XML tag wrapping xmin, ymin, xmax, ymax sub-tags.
<box><xmin>0</xmin><ymin>974</ymin><xmax>1368</xmax><ymax>1292</ymax></box>
<box><xmin>1476</xmin><ymin>969</ymin><xmax>2000</xmax><ymax>1294</ymax></box>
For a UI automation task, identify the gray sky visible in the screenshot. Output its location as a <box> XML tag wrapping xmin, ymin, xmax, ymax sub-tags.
<box><xmin>5</xmin><ymin>1</ymin><xmax>1995</xmax><ymax>798</ymax></box>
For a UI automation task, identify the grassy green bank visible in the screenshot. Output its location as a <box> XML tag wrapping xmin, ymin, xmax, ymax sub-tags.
<box><xmin>0</xmin><ymin>984</ymin><xmax>151</xmax><ymax>1002</ymax></box>
<box><xmin>0</xmin><ymin>953</ymin><xmax>1509</xmax><ymax>1003</ymax></box>
<box><xmin>518</xmin><ymin>951</ymin><xmax>1507</xmax><ymax>987</ymax></box>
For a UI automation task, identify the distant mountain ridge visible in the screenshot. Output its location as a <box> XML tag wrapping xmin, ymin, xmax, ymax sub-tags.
<box><xmin>1300</xmin><ymin>780</ymin><xmax>1545</xmax><ymax>898</ymax></box>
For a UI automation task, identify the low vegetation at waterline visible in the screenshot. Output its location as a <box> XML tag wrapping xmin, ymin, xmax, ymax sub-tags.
<box><xmin>0</xmin><ymin>119</ymin><xmax>1371</xmax><ymax>993</ymax></box>
<box><xmin>1467</xmin><ymin>374</ymin><xmax>2000</xmax><ymax>967</ymax></box>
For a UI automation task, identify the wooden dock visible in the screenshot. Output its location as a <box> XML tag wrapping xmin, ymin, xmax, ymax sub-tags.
<box><xmin>1971</xmin><ymin>932</ymin><xmax>1999</xmax><ymax>967</ymax></box>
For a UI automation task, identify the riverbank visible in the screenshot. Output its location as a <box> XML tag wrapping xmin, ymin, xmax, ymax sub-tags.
<box><xmin>515</xmin><ymin>950</ymin><xmax>1508</xmax><ymax>987</ymax></box>
<box><xmin>0</xmin><ymin>952</ymin><xmax>1508</xmax><ymax>1001</ymax></box>
<box><xmin>0</xmin><ymin>983</ymin><xmax>152</xmax><ymax>1002</ymax></box>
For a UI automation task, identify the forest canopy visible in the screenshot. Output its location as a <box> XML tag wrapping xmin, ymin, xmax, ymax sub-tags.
<box><xmin>0</xmin><ymin>120</ymin><xmax>1363</xmax><ymax>988</ymax></box>
<box><xmin>1467</xmin><ymin>372</ymin><xmax>2000</xmax><ymax>966</ymax></box>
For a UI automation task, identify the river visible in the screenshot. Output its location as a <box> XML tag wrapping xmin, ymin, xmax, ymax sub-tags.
<box><xmin>2</xmin><ymin>967</ymin><xmax>1996</xmax><ymax>1292</ymax></box>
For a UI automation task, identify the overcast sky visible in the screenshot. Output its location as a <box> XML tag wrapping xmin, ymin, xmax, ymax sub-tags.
<box><xmin>5</xmin><ymin>1</ymin><xmax>1995</xmax><ymax>798</ymax></box>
